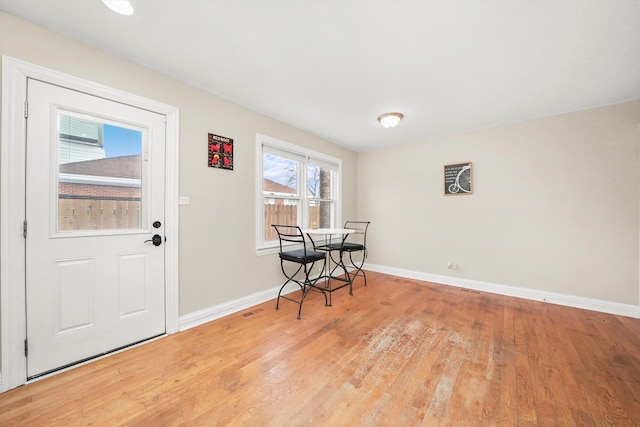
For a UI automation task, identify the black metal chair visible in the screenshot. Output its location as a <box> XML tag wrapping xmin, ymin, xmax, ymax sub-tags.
<box><xmin>272</xmin><ymin>224</ymin><xmax>328</xmax><ymax>319</ymax></box>
<box><xmin>325</xmin><ymin>221</ymin><xmax>370</xmax><ymax>286</ymax></box>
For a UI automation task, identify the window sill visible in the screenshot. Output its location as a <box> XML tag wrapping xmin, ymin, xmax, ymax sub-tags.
<box><xmin>256</xmin><ymin>245</ymin><xmax>281</xmax><ymax>256</ymax></box>
<box><xmin>256</xmin><ymin>243</ymin><xmax>313</xmax><ymax>256</ymax></box>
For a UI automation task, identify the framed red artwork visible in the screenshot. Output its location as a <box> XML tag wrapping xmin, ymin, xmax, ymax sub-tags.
<box><xmin>208</xmin><ymin>133</ymin><xmax>234</xmax><ymax>170</ymax></box>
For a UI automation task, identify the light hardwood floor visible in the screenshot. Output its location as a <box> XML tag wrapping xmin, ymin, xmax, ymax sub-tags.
<box><xmin>1</xmin><ymin>271</ymin><xmax>640</xmax><ymax>426</ymax></box>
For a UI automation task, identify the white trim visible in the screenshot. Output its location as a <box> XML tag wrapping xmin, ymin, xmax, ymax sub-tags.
<box><xmin>1</xmin><ymin>57</ymin><xmax>180</xmax><ymax>392</ymax></box>
<box><xmin>260</xmin><ymin>133</ymin><xmax>341</xmax><ymax>166</ymax></box>
<box><xmin>255</xmin><ymin>133</ymin><xmax>343</xmax><ymax>254</ymax></box>
<box><xmin>164</xmin><ymin>107</ymin><xmax>180</xmax><ymax>335</ymax></box>
<box><xmin>364</xmin><ymin>263</ymin><xmax>640</xmax><ymax>319</ymax></box>
<box><xmin>256</xmin><ymin>244</ymin><xmax>288</xmax><ymax>257</ymax></box>
<box><xmin>59</xmin><ymin>173</ymin><xmax>141</xmax><ymax>187</ymax></box>
<box><xmin>1</xmin><ymin>56</ymin><xmax>28</xmax><ymax>393</ymax></box>
<box><xmin>179</xmin><ymin>282</ymin><xmax>300</xmax><ymax>330</ymax></box>
<box><xmin>179</xmin><ymin>262</ymin><xmax>351</xmax><ymax>329</ymax></box>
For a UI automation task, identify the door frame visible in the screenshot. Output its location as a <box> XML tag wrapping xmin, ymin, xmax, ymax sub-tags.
<box><xmin>1</xmin><ymin>56</ymin><xmax>180</xmax><ymax>392</ymax></box>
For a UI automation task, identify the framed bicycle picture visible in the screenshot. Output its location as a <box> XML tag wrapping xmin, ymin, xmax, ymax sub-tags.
<box><xmin>444</xmin><ymin>162</ymin><xmax>472</xmax><ymax>195</ymax></box>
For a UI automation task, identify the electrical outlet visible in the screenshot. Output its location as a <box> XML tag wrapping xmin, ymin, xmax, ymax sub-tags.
<box><xmin>447</xmin><ymin>262</ymin><xmax>457</xmax><ymax>270</ymax></box>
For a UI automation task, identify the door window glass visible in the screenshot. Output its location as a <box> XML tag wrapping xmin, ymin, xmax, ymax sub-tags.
<box><xmin>58</xmin><ymin>113</ymin><xmax>144</xmax><ymax>232</ymax></box>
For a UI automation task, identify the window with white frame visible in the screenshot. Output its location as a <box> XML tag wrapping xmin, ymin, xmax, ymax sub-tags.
<box><xmin>256</xmin><ymin>134</ymin><xmax>341</xmax><ymax>253</ymax></box>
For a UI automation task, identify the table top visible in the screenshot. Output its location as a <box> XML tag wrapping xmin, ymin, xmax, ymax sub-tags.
<box><xmin>302</xmin><ymin>227</ymin><xmax>355</xmax><ymax>235</ymax></box>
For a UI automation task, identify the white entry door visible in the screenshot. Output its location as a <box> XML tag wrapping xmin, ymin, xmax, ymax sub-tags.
<box><xmin>25</xmin><ymin>79</ymin><xmax>166</xmax><ymax>378</ymax></box>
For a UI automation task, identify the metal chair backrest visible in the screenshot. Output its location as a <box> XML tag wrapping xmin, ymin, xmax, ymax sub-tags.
<box><xmin>271</xmin><ymin>224</ymin><xmax>309</xmax><ymax>253</ymax></box>
<box><xmin>343</xmin><ymin>220</ymin><xmax>370</xmax><ymax>248</ymax></box>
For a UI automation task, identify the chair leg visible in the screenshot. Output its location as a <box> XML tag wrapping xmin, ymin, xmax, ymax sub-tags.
<box><xmin>276</xmin><ymin>258</ymin><xmax>328</xmax><ymax>319</ymax></box>
<box><xmin>348</xmin><ymin>250</ymin><xmax>366</xmax><ymax>286</ymax></box>
<box><xmin>296</xmin><ymin>285</ymin><xmax>311</xmax><ymax>319</ymax></box>
<box><xmin>276</xmin><ymin>266</ymin><xmax>298</xmax><ymax>310</ymax></box>
<box><xmin>342</xmin><ymin>250</ymin><xmax>353</xmax><ymax>296</ymax></box>
<box><xmin>276</xmin><ymin>279</ymin><xmax>298</xmax><ymax>310</ymax></box>
<box><xmin>337</xmin><ymin>250</ymin><xmax>353</xmax><ymax>296</ymax></box>
<box><xmin>276</xmin><ymin>261</ymin><xmax>304</xmax><ymax>312</ymax></box>
<box><xmin>328</xmin><ymin>250</ymin><xmax>352</xmax><ymax>297</ymax></box>
<box><xmin>298</xmin><ymin>284</ymin><xmax>325</xmax><ymax>318</ymax></box>
<box><xmin>297</xmin><ymin>259</ymin><xmax>328</xmax><ymax>318</ymax></box>
<box><xmin>276</xmin><ymin>283</ymin><xmax>285</xmax><ymax>310</ymax></box>
<box><xmin>308</xmin><ymin>259</ymin><xmax>329</xmax><ymax>307</ymax></box>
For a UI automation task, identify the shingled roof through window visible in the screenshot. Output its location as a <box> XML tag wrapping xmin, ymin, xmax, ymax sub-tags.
<box><xmin>263</xmin><ymin>178</ymin><xmax>295</xmax><ymax>194</ymax></box>
<box><xmin>59</xmin><ymin>155</ymin><xmax>141</xmax><ymax>179</ymax></box>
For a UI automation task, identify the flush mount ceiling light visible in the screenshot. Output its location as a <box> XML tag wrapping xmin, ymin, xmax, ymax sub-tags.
<box><xmin>377</xmin><ymin>112</ymin><xmax>404</xmax><ymax>128</ymax></box>
<box><xmin>102</xmin><ymin>0</ymin><xmax>134</xmax><ymax>16</ymax></box>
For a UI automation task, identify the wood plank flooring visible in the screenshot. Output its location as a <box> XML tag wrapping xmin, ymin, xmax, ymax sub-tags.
<box><xmin>1</xmin><ymin>271</ymin><xmax>640</xmax><ymax>426</ymax></box>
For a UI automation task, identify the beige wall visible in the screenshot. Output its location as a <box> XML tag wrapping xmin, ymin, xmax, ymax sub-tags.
<box><xmin>0</xmin><ymin>11</ymin><xmax>358</xmax><ymax>316</ymax></box>
<box><xmin>358</xmin><ymin>101</ymin><xmax>640</xmax><ymax>305</ymax></box>
<box><xmin>2</xmin><ymin>9</ymin><xmax>639</xmax><ymax>320</ymax></box>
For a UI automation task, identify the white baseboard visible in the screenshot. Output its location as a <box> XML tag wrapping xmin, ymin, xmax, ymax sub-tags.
<box><xmin>178</xmin><ymin>264</ymin><xmax>640</xmax><ymax>331</ymax></box>
<box><xmin>178</xmin><ymin>282</ymin><xmax>300</xmax><ymax>331</ymax></box>
<box><xmin>178</xmin><ymin>267</ymin><xmax>358</xmax><ymax>330</ymax></box>
<box><xmin>364</xmin><ymin>263</ymin><xmax>640</xmax><ymax>319</ymax></box>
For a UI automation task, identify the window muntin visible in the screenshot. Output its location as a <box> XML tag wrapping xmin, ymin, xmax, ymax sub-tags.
<box><xmin>257</xmin><ymin>134</ymin><xmax>341</xmax><ymax>251</ymax></box>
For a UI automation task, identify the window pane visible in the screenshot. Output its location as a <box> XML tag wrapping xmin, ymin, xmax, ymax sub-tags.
<box><xmin>58</xmin><ymin>114</ymin><xmax>143</xmax><ymax>232</ymax></box>
<box><xmin>264</xmin><ymin>199</ymin><xmax>298</xmax><ymax>241</ymax></box>
<box><xmin>258</xmin><ymin>134</ymin><xmax>342</xmax><ymax>251</ymax></box>
<box><xmin>263</xmin><ymin>153</ymin><xmax>298</xmax><ymax>196</ymax></box>
<box><xmin>308</xmin><ymin>200</ymin><xmax>334</xmax><ymax>229</ymax></box>
<box><xmin>307</xmin><ymin>162</ymin><xmax>334</xmax><ymax>199</ymax></box>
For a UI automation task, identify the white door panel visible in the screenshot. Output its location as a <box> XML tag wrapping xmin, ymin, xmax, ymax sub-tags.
<box><xmin>54</xmin><ymin>257</ymin><xmax>95</xmax><ymax>334</ymax></box>
<box><xmin>26</xmin><ymin>79</ymin><xmax>166</xmax><ymax>378</ymax></box>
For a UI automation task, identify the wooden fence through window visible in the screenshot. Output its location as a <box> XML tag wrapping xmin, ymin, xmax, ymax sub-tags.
<box><xmin>264</xmin><ymin>204</ymin><xmax>320</xmax><ymax>241</ymax></box>
<box><xmin>58</xmin><ymin>198</ymin><xmax>141</xmax><ymax>231</ymax></box>
<box><xmin>60</xmin><ymin>200</ymin><xmax>326</xmax><ymax>239</ymax></box>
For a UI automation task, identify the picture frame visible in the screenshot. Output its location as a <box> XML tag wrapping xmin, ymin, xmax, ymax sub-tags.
<box><xmin>444</xmin><ymin>162</ymin><xmax>472</xmax><ymax>195</ymax></box>
<box><xmin>208</xmin><ymin>133</ymin><xmax>234</xmax><ymax>170</ymax></box>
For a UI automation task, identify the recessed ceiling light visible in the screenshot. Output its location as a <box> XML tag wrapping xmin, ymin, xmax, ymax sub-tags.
<box><xmin>102</xmin><ymin>0</ymin><xmax>134</xmax><ymax>16</ymax></box>
<box><xmin>378</xmin><ymin>112</ymin><xmax>404</xmax><ymax>128</ymax></box>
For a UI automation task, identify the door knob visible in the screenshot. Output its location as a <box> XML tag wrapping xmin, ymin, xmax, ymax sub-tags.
<box><xmin>145</xmin><ymin>234</ymin><xmax>162</xmax><ymax>246</ymax></box>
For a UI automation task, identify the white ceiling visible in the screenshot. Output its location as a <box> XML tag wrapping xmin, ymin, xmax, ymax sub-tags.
<box><xmin>1</xmin><ymin>0</ymin><xmax>640</xmax><ymax>152</ymax></box>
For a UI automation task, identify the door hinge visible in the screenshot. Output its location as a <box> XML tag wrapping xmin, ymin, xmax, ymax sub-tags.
<box><xmin>24</xmin><ymin>338</ymin><xmax>28</xmax><ymax>357</ymax></box>
<box><xmin>24</xmin><ymin>101</ymin><xmax>28</xmax><ymax>119</ymax></box>
<box><xmin>23</xmin><ymin>220</ymin><xmax>27</xmax><ymax>238</ymax></box>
